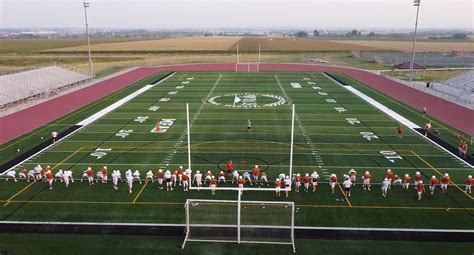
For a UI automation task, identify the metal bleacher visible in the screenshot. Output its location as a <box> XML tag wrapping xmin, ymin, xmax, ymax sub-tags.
<box><xmin>0</xmin><ymin>64</ymin><xmax>92</xmax><ymax>114</ymax></box>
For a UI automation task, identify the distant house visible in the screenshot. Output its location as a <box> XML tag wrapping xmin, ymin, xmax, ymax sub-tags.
<box><xmin>450</xmin><ymin>49</ymin><xmax>464</xmax><ymax>58</ymax></box>
<box><xmin>392</xmin><ymin>62</ymin><xmax>426</xmax><ymax>79</ymax></box>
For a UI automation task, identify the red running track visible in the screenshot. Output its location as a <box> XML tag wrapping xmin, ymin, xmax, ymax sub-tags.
<box><xmin>1</xmin><ymin>63</ymin><xmax>472</xmax><ymax>145</ymax></box>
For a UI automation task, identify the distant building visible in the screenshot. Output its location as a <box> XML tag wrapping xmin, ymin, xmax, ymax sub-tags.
<box><xmin>450</xmin><ymin>49</ymin><xmax>464</xmax><ymax>58</ymax></box>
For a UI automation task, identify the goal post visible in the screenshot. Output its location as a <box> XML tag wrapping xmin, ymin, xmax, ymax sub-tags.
<box><xmin>182</xmin><ymin>198</ymin><xmax>296</xmax><ymax>253</ymax></box>
<box><xmin>235</xmin><ymin>43</ymin><xmax>261</xmax><ymax>72</ymax></box>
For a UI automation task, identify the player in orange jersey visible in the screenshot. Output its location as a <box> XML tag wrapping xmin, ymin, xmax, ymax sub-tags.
<box><xmin>362</xmin><ymin>171</ymin><xmax>371</xmax><ymax>191</ymax></box>
<box><xmin>275</xmin><ymin>178</ymin><xmax>282</xmax><ymax>197</ymax></box>
<box><xmin>177</xmin><ymin>166</ymin><xmax>184</xmax><ymax>186</ymax></box>
<box><xmin>414</xmin><ymin>171</ymin><xmax>422</xmax><ymax>188</ymax></box>
<box><xmin>429</xmin><ymin>175</ymin><xmax>438</xmax><ymax>195</ymax></box>
<box><xmin>294</xmin><ymin>173</ymin><xmax>302</xmax><ymax>192</ymax></box>
<box><xmin>386</xmin><ymin>169</ymin><xmax>393</xmax><ymax>189</ymax></box>
<box><xmin>210</xmin><ymin>176</ymin><xmax>218</xmax><ymax>195</ymax></box>
<box><xmin>396</xmin><ymin>124</ymin><xmax>404</xmax><ymax>138</ymax></box>
<box><xmin>182</xmin><ymin>173</ymin><xmax>190</xmax><ymax>192</ymax></box>
<box><xmin>226</xmin><ymin>161</ymin><xmax>234</xmax><ymax>174</ymax></box>
<box><xmin>461</xmin><ymin>142</ymin><xmax>468</xmax><ymax>158</ymax></box>
<box><xmin>252</xmin><ymin>165</ymin><xmax>260</xmax><ymax>185</ymax></box>
<box><xmin>156</xmin><ymin>169</ymin><xmax>164</xmax><ymax>189</ymax></box>
<box><xmin>416</xmin><ymin>180</ymin><xmax>425</xmax><ymax>200</ymax></box>
<box><xmin>403</xmin><ymin>174</ymin><xmax>411</xmax><ymax>191</ymax></box>
<box><xmin>98</xmin><ymin>166</ymin><xmax>108</xmax><ymax>184</ymax></box>
<box><xmin>19</xmin><ymin>169</ymin><xmax>27</xmax><ymax>180</ymax></box>
<box><xmin>466</xmin><ymin>175</ymin><xmax>473</xmax><ymax>194</ymax></box>
<box><xmin>237</xmin><ymin>176</ymin><xmax>245</xmax><ymax>194</ymax></box>
<box><xmin>440</xmin><ymin>173</ymin><xmax>450</xmax><ymax>193</ymax></box>
<box><xmin>46</xmin><ymin>171</ymin><xmax>54</xmax><ymax>190</ymax></box>
<box><xmin>303</xmin><ymin>173</ymin><xmax>311</xmax><ymax>192</ymax></box>
<box><xmin>85</xmin><ymin>167</ymin><xmax>94</xmax><ymax>186</ymax></box>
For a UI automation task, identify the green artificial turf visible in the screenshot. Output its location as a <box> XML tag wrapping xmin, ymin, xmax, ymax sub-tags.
<box><xmin>1</xmin><ymin>71</ymin><xmax>472</xmax><ymax>232</ymax></box>
<box><xmin>0</xmin><ymin>233</ymin><xmax>473</xmax><ymax>255</ymax></box>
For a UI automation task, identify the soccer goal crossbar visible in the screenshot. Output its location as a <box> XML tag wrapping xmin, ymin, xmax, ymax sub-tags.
<box><xmin>182</xmin><ymin>199</ymin><xmax>296</xmax><ymax>253</ymax></box>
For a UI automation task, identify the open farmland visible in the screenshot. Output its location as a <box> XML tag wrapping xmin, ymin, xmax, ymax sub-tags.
<box><xmin>230</xmin><ymin>37</ymin><xmax>381</xmax><ymax>52</ymax></box>
<box><xmin>49</xmin><ymin>36</ymin><xmax>242</xmax><ymax>52</ymax></box>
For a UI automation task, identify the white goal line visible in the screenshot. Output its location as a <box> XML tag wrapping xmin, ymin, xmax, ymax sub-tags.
<box><xmin>1</xmin><ymin>221</ymin><xmax>472</xmax><ymax>233</ymax></box>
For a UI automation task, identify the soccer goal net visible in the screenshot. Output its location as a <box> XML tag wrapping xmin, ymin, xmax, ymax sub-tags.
<box><xmin>182</xmin><ymin>199</ymin><xmax>295</xmax><ymax>253</ymax></box>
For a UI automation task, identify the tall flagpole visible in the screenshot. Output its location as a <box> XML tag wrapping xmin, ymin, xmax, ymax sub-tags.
<box><xmin>289</xmin><ymin>104</ymin><xmax>295</xmax><ymax>178</ymax></box>
<box><xmin>409</xmin><ymin>0</ymin><xmax>421</xmax><ymax>82</ymax></box>
<box><xmin>186</xmin><ymin>103</ymin><xmax>191</xmax><ymax>172</ymax></box>
<box><xmin>83</xmin><ymin>1</ymin><xmax>93</xmax><ymax>77</ymax></box>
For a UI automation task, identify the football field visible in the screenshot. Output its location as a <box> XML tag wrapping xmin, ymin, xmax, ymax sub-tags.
<box><xmin>1</xmin><ymin>71</ymin><xmax>473</xmax><ymax>234</ymax></box>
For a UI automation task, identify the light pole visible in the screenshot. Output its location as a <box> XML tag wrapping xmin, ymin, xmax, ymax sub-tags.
<box><xmin>409</xmin><ymin>0</ymin><xmax>421</xmax><ymax>82</ymax></box>
<box><xmin>83</xmin><ymin>1</ymin><xmax>94</xmax><ymax>77</ymax></box>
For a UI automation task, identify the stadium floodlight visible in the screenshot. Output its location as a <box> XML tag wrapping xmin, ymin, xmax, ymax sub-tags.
<box><xmin>83</xmin><ymin>1</ymin><xmax>94</xmax><ymax>77</ymax></box>
<box><xmin>409</xmin><ymin>0</ymin><xmax>421</xmax><ymax>82</ymax></box>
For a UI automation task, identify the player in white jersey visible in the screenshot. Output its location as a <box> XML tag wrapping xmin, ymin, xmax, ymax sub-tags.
<box><xmin>279</xmin><ymin>173</ymin><xmax>286</xmax><ymax>182</ymax></box>
<box><xmin>145</xmin><ymin>170</ymin><xmax>154</xmax><ymax>183</ymax></box>
<box><xmin>34</xmin><ymin>164</ymin><xmax>42</xmax><ymax>180</ymax></box>
<box><xmin>5</xmin><ymin>170</ymin><xmax>18</xmax><ymax>182</ymax></box>
<box><xmin>55</xmin><ymin>169</ymin><xmax>64</xmax><ymax>182</ymax></box>
<box><xmin>126</xmin><ymin>174</ymin><xmax>134</xmax><ymax>193</ymax></box>
<box><xmin>284</xmin><ymin>175</ymin><xmax>291</xmax><ymax>197</ymax></box>
<box><xmin>393</xmin><ymin>175</ymin><xmax>402</xmax><ymax>187</ymax></box>
<box><xmin>194</xmin><ymin>170</ymin><xmax>203</xmax><ymax>190</ymax></box>
<box><xmin>218</xmin><ymin>171</ymin><xmax>226</xmax><ymax>183</ymax></box>
<box><xmin>243</xmin><ymin>172</ymin><xmax>252</xmax><ymax>183</ymax></box>
<box><xmin>27</xmin><ymin>170</ymin><xmax>36</xmax><ymax>182</ymax></box>
<box><xmin>381</xmin><ymin>178</ymin><xmax>390</xmax><ymax>198</ymax></box>
<box><xmin>342</xmin><ymin>176</ymin><xmax>352</xmax><ymax>197</ymax></box>
<box><xmin>311</xmin><ymin>171</ymin><xmax>319</xmax><ymax>192</ymax></box>
<box><xmin>112</xmin><ymin>170</ymin><xmax>120</xmax><ymax>190</ymax></box>
<box><xmin>165</xmin><ymin>170</ymin><xmax>173</xmax><ymax>191</ymax></box>
<box><xmin>232</xmin><ymin>170</ymin><xmax>239</xmax><ymax>183</ymax></box>
<box><xmin>348</xmin><ymin>169</ymin><xmax>357</xmax><ymax>187</ymax></box>
<box><xmin>133</xmin><ymin>170</ymin><xmax>142</xmax><ymax>184</ymax></box>
<box><xmin>62</xmin><ymin>170</ymin><xmax>71</xmax><ymax>188</ymax></box>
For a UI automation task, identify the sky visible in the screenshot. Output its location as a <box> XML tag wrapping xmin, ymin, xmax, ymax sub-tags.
<box><xmin>0</xmin><ymin>0</ymin><xmax>472</xmax><ymax>29</ymax></box>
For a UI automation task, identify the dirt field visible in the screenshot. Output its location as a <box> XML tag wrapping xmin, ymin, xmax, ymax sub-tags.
<box><xmin>330</xmin><ymin>40</ymin><xmax>474</xmax><ymax>52</ymax></box>
<box><xmin>50</xmin><ymin>36</ymin><xmax>242</xmax><ymax>52</ymax></box>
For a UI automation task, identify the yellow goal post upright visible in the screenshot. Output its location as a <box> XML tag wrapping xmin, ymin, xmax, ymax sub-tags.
<box><xmin>182</xmin><ymin>103</ymin><xmax>297</xmax><ymax>253</ymax></box>
<box><xmin>235</xmin><ymin>43</ymin><xmax>261</xmax><ymax>72</ymax></box>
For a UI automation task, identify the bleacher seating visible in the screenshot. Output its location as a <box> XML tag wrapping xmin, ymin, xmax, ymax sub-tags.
<box><xmin>431</xmin><ymin>70</ymin><xmax>474</xmax><ymax>106</ymax></box>
<box><xmin>0</xmin><ymin>65</ymin><xmax>91</xmax><ymax>110</ymax></box>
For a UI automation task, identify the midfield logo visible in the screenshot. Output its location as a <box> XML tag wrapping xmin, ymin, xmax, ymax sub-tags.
<box><xmin>206</xmin><ymin>93</ymin><xmax>287</xmax><ymax>109</ymax></box>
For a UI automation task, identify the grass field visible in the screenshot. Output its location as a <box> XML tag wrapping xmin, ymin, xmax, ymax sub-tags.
<box><xmin>330</xmin><ymin>40</ymin><xmax>474</xmax><ymax>53</ymax></box>
<box><xmin>1</xmin><ymin>70</ymin><xmax>473</xmax><ymax>231</ymax></box>
<box><xmin>1</xmin><ymin>233</ymin><xmax>473</xmax><ymax>255</ymax></box>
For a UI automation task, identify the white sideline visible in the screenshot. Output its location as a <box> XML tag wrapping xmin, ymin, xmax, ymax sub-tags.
<box><xmin>0</xmin><ymin>221</ymin><xmax>473</xmax><ymax>233</ymax></box>
<box><xmin>322</xmin><ymin>73</ymin><xmax>474</xmax><ymax>169</ymax></box>
<box><xmin>1</xmin><ymin>73</ymin><xmax>175</xmax><ymax>175</ymax></box>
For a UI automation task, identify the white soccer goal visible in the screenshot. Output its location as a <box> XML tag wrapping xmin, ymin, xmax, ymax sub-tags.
<box><xmin>182</xmin><ymin>198</ymin><xmax>296</xmax><ymax>253</ymax></box>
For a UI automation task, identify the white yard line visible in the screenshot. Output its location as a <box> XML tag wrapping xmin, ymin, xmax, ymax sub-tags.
<box><xmin>160</xmin><ymin>74</ymin><xmax>222</xmax><ymax>168</ymax></box>
<box><xmin>322</xmin><ymin>73</ymin><xmax>474</xmax><ymax>169</ymax></box>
